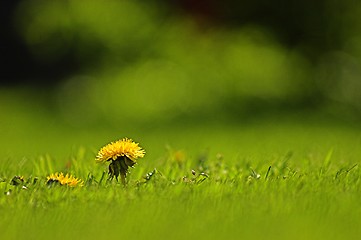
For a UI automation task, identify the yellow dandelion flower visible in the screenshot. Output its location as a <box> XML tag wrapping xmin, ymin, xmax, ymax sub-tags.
<box><xmin>96</xmin><ymin>138</ymin><xmax>145</xmax><ymax>163</ymax></box>
<box><xmin>46</xmin><ymin>172</ymin><xmax>83</xmax><ymax>187</ymax></box>
<box><xmin>95</xmin><ymin>138</ymin><xmax>145</xmax><ymax>184</ymax></box>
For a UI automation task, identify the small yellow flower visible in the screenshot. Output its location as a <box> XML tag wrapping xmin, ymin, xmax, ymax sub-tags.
<box><xmin>96</xmin><ymin>138</ymin><xmax>145</xmax><ymax>184</ymax></box>
<box><xmin>47</xmin><ymin>172</ymin><xmax>83</xmax><ymax>187</ymax></box>
<box><xmin>96</xmin><ymin>138</ymin><xmax>145</xmax><ymax>163</ymax></box>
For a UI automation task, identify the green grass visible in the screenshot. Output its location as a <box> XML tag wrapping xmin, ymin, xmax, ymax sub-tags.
<box><xmin>1</xmin><ymin>115</ymin><xmax>361</xmax><ymax>240</ymax></box>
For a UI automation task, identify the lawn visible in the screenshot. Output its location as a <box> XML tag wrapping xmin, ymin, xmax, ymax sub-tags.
<box><xmin>3</xmin><ymin>1</ymin><xmax>361</xmax><ymax>239</ymax></box>
<box><xmin>1</xmin><ymin>108</ymin><xmax>361</xmax><ymax>240</ymax></box>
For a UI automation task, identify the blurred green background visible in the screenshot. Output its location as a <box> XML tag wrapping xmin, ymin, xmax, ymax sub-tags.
<box><xmin>2</xmin><ymin>0</ymin><xmax>361</xmax><ymax>160</ymax></box>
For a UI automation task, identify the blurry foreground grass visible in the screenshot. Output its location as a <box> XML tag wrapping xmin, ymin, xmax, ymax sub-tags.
<box><xmin>1</xmin><ymin>102</ymin><xmax>361</xmax><ymax>239</ymax></box>
<box><xmin>1</xmin><ymin>140</ymin><xmax>361</xmax><ymax>240</ymax></box>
